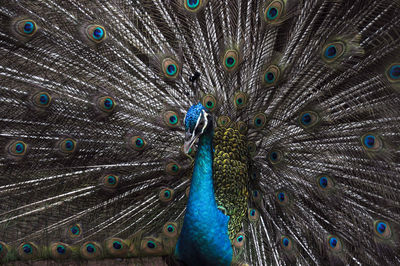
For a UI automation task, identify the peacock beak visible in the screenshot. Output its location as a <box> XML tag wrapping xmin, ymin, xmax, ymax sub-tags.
<box><xmin>183</xmin><ymin>131</ymin><xmax>198</xmax><ymax>154</ymax></box>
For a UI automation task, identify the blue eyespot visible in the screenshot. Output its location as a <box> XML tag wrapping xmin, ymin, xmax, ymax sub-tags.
<box><xmin>282</xmin><ymin>237</ymin><xmax>290</xmax><ymax>247</ymax></box>
<box><xmin>264</xmin><ymin>72</ymin><xmax>275</xmax><ymax>83</ymax></box>
<box><xmin>166</xmin><ymin>64</ymin><xmax>177</xmax><ymax>76</ymax></box>
<box><xmin>267</xmin><ymin>7</ymin><xmax>278</xmax><ymax>20</ymax></box>
<box><xmin>364</xmin><ymin>135</ymin><xmax>375</xmax><ymax>148</ymax></box>
<box><xmin>329</xmin><ymin>237</ymin><xmax>337</xmax><ymax>248</ymax></box>
<box><xmin>389</xmin><ymin>65</ymin><xmax>400</xmax><ymax>80</ymax></box>
<box><xmin>65</xmin><ymin>140</ymin><xmax>74</xmax><ymax>151</ymax></box>
<box><xmin>167</xmin><ymin>225</ymin><xmax>175</xmax><ymax>232</ymax></box>
<box><xmin>93</xmin><ymin>27</ymin><xmax>104</xmax><ymax>40</ymax></box>
<box><xmin>377</xmin><ymin>222</ymin><xmax>387</xmax><ymax>234</ymax></box>
<box><xmin>325</xmin><ymin>45</ymin><xmax>337</xmax><ymax>59</ymax></box>
<box><xmin>147</xmin><ymin>241</ymin><xmax>156</xmax><ymax>249</ymax></box>
<box><xmin>187</xmin><ymin>0</ymin><xmax>200</xmax><ymax>9</ymax></box>
<box><xmin>112</xmin><ymin>241</ymin><xmax>122</xmax><ymax>250</ymax></box>
<box><xmin>250</xmin><ymin>209</ymin><xmax>256</xmax><ymax>216</ymax></box>
<box><xmin>103</xmin><ymin>98</ymin><xmax>114</xmax><ymax>110</ymax></box>
<box><xmin>278</xmin><ymin>192</ymin><xmax>285</xmax><ymax>202</ymax></box>
<box><xmin>56</xmin><ymin>245</ymin><xmax>66</xmax><ymax>254</ymax></box>
<box><xmin>270</xmin><ymin>151</ymin><xmax>278</xmax><ymax>161</ymax></box>
<box><xmin>39</xmin><ymin>94</ymin><xmax>49</xmax><ymax>105</ymax></box>
<box><xmin>169</xmin><ymin>115</ymin><xmax>178</xmax><ymax>124</ymax></box>
<box><xmin>107</xmin><ymin>176</ymin><xmax>116</xmax><ymax>185</ymax></box>
<box><xmin>237</xmin><ymin>235</ymin><xmax>244</xmax><ymax>242</ymax></box>
<box><xmin>15</xmin><ymin>142</ymin><xmax>25</xmax><ymax>154</ymax></box>
<box><xmin>301</xmin><ymin>113</ymin><xmax>312</xmax><ymax>125</ymax></box>
<box><xmin>23</xmin><ymin>22</ymin><xmax>34</xmax><ymax>34</ymax></box>
<box><xmin>226</xmin><ymin>57</ymin><xmax>235</xmax><ymax>68</ymax></box>
<box><xmin>23</xmin><ymin>244</ymin><xmax>32</xmax><ymax>254</ymax></box>
<box><xmin>164</xmin><ymin>190</ymin><xmax>171</xmax><ymax>198</ymax></box>
<box><xmin>135</xmin><ymin>138</ymin><xmax>144</xmax><ymax>147</ymax></box>
<box><xmin>71</xmin><ymin>226</ymin><xmax>80</xmax><ymax>235</ymax></box>
<box><xmin>319</xmin><ymin>177</ymin><xmax>328</xmax><ymax>188</ymax></box>
<box><xmin>86</xmin><ymin>244</ymin><xmax>95</xmax><ymax>253</ymax></box>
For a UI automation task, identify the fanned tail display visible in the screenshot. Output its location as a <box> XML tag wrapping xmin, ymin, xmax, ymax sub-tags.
<box><xmin>1</xmin><ymin>0</ymin><xmax>400</xmax><ymax>265</ymax></box>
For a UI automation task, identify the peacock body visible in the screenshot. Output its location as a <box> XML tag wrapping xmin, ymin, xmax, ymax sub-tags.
<box><xmin>1</xmin><ymin>0</ymin><xmax>400</xmax><ymax>265</ymax></box>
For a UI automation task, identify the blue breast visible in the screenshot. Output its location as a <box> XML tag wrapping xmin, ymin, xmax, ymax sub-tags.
<box><xmin>175</xmin><ymin>131</ymin><xmax>233</xmax><ymax>265</ymax></box>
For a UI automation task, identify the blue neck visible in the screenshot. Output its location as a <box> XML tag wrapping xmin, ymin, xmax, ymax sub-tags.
<box><xmin>175</xmin><ymin>129</ymin><xmax>232</xmax><ymax>266</ymax></box>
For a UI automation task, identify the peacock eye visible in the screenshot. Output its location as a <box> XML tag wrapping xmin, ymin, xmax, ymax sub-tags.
<box><xmin>263</xmin><ymin>65</ymin><xmax>280</xmax><ymax>86</ymax></box>
<box><xmin>80</xmin><ymin>241</ymin><xmax>102</xmax><ymax>259</ymax></box>
<box><xmin>373</xmin><ymin>220</ymin><xmax>392</xmax><ymax>239</ymax></box>
<box><xmin>248</xmin><ymin>141</ymin><xmax>257</xmax><ymax>157</ymax></box>
<box><xmin>317</xmin><ymin>175</ymin><xmax>334</xmax><ymax>191</ymax></box>
<box><xmin>59</xmin><ymin>138</ymin><xmax>77</xmax><ymax>154</ymax></box>
<box><xmin>8</xmin><ymin>141</ymin><xmax>27</xmax><ymax>156</ymax></box>
<box><xmin>322</xmin><ymin>41</ymin><xmax>346</xmax><ymax>63</ymax></box>
<box><xmin>86</xmin><ymin>25</ymin><xmax>106</xmax><ymax>43</ymax></box>
<box><xmin>32</xmin><ymin>92</ymin><xmax>51</xmax><ymax>107</ymax></box>
<box><xmin>248</xmin><ymin>208</ymin><xmax>260</xmax><ymax>222</ymax></box>
<box><xmin>234</xmin><ymin>92</ymin><xmax>248</xmax><ymax>109</ymax></box>
<box><xmin>268</xmin><ymin>149</ymin><xmax>282</xmax><ymax>164</ymax></box>
<box><xmin>16</xmin><ymin>19</ymin><xmax>38</xmax><ymax>36</ymax></box>
<box><xmin>386</xmin><ymin>63</ymin><xmax>400</xmax><ymax>83</ymax></box>
<box><xmin>233</xmin><ymin>232</ymin><xmax>246</xmax><ymax>248</ymax></box>
<box><xmin>361</xmin><ymin>134</ymin><xmax>383</xmax><ymax>152</ymax></box>
<box><xmin>166</xmin><ymin>162</ymin><xmax>181</xmax><ymax>175</ymax></box>
<box><xmin>299</xmin><ymin>111</ymin><xmax>320</xmax><ymax>129</ymax></box>
<box><xmin>162</xmin><ymin>58</ymin><xmax>180</xmax><ymax>79</ymax></box>
<box><xmin>252</xmin><ymin>113</ymin><xmax>267</xmax><ymax>129</ymax></box>
<box><xmin>102</xmin><ymin>174</ymin><xmax>119</xmax><ymax>190</ymax></box>
<box><xmin>130</xmin><ymin>136</ymin><xmax>147</xmax><ymax>151</ymax></box>
<box><xmin>50</xmin><ymin>242</ymin><xmax>71</xmax><ymax>259</ymax></box>
<box><xmin>264</xmin><ymin>0</ymin><xmax>284</xmax><ymax>23</ymax></box>
<box><xmin>327</xmin><ymin>235</ymin><xmax>342</xmax><ymax>252</ymax></box>
<box><xmin>18</xmin><ymin>242</ymin><xmax>38</xmax><ymax>259</ymax></box>
<box><xmin>223</xmin><ymin>50</ymin><xmax>239</xmax><ymax>71</ymax></box>
<box><xmin>217</xmin><ymin>116</ymin><xmax>231</xmax><ymax>127</ymax></box>
<box><xmin>68</xmin><ymin>224</ymin><xmax>82</xmax><ymax>238</ymax></box>
<box><xmin>97</xmin><ymin>96</ymin><xmax>116</xmax><ymax>113</ymax></box>
<box><xmin>202</xmin><ymin>94</ymin><xmax>217</xmax><ymax>111</ymax></box>
<box><xmin>163</xmin><ymin>111</ymin><xmax>180</xmax><ymax>128</ymax></box>
<box><xmin>276</xmin><ymin>191</ymin><xmax>289</xmax><ymax>205</ymax></box>
<box><xmin>184</xmin><ymin>0</ymin><xmax>203</xmax><ymax>12</ymax></box>
<box><xmin>159</xmin><ymin>188</ymin><xmax>174</xmax><ymax>203</ymax></box>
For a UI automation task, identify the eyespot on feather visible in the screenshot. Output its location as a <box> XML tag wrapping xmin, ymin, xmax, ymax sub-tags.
<box><xmin>321</xmin><ymin>41</ymin><xmax>346</xmax><ymax>64</ymax></box>
<box><xmin>80</xmin><ymin>241</ymin><xmax>102</xmax><ymax>259</ymax></box>
<box><xmin>248</xmin><ymin>208</ymin><xmax>260</xmax><ymax>222</ymax></box>
<box><xmin>162</xmin><ymin>58</ymin><xmax>180</xmax><ymax>79</ymax></box>
<box><xmin>67</xmin><ymin>223</ymin><xmax>82</xmax><ymax>239</ymax></box>
<box><xmin>17</xmin><ymin>242</ymin><xmax>38</xmax><ymax>260</ymax></box>
<box><xmin>268</xmin><ymin>149</ymin><xmax>283</xmax><ymax>164</ymax></box>
<box><xmin>327</xmin><ymin>235</ymin><xmax>343</xmax><ymax>253</ymax></box>
<box><xmin>202</xmin><ymin>94</ymin><xmax>217</xmax><ymax>112</ymax></box>
<box><xmin>217</xmin><ymin>116</ymin><xmax>232</xmax><ymax>127</ymax></box>
<box><xmin>276</xmin><ymin>191</ymin><xmax>289</xmax><ymax>206</ymax></box>
<box><xmin>263</xmin><ymin>64</ymin><xmax>281</xmax><ymax>86</ymax></box>
<box><xmin>141</xmin><ymin>237</ymin><xmax>163</xmax><ymax>255</ymax></box>
<box><xmin>159</xmin><ymin>188</ymin><xmax>174</xmax><ymax>203</ymax></box>
<box><xmin>0</xmin><ymin>241</ymin><xmax>9</xmax><ymax>259</ymax></box>
<box><xmin>32</xmin><ymin>91</ymin><xmax>51</xmax><ymax>108</ymax></box>
<box><xmin>234</xmin><ymin>92</ymin><xmax>248</xmax><ymax>109</ymax></box>
<box><xmin>233</xmin><ymin>232</ymin><xmax>246</xmax><ymax>248</ymax></box>
<box><xmin>165</xmin><ymin>162</ymin><xmax>181</xmax><ymax>176</ymax></box>
<box><xmin>299</xmin><ymin>111</ymin><xmax>320</xmax><ymax>129</ymax></box>
<box><xmin>163</xmin><ymin>111</ymin><xmax>181</xmax><ymax>128</ymax></box>
<box><xmin>130</xmin><ymin>136</ymin><xmax>147</xmax><ymax>151</ymax></box>
<box><xmin>86</xmin><ymin>25</ymin><xmax>107</xmax><ymax>43</ymax></box>
<box><xmin>263</xmin><ymin>0</ymin><xmax>285</xmax><ymax>24</ymax></box>
<box><xmin>105</xmin><ymin>238</ymin><xmax>129</xmax><ymax>257</ymax></box>
<box><xmin>280</xmin><ymin>236</ymin><xmax>293</xmax><ymax>251</ymax></box>
<box><xmin>58</xmin><ymin>138</ymin><xmax>77</xmax><ymax>155</ymax></box>
<box><xmin>97</xmin><ymin>96</ymin><xmax>116</xmax><ymax>113</ymax></box>
<box><xmin>7</xmin><ymin>140</ymin><xmax>28</xmax><ymax>157</ymax></box>
<box><xmin>163</xmin><ymin>222</ymin><xmax>179</xmax><ymax>238</ymax></box>
<box><xmin>15</xmin><ymin>19</ymin><xmax>38</xmax><ymax>37</ymax></box>
<box><xmin>361</xmin><ymin>133</ymin><xmax>383</xmax><ymax>152</ymax></box>
<box><xmin>184</xmin><ymin>0</ymin><xmax>205</xmax><ymax>12</ymax></box>
<box><xmin>223</xmin><ymin>50</ymin><xmax>239</xmax><ymax>71</ymax></box>
<box><xmin>317</xmin><ymin>175</ymin><xmax>334</xmax><ymax>191</ymax></box>
<box><xmin>373</xmin><ymin>220</ymin><xmax>392</xmax><ymax>240</ymax></box>
<box><xmin>252</xmin><ymin>113</ymin><xmax>267</xmax><ymax>129</ymax></box>
<box><xmin>50</xmin><ymin>242</ymin><xmax>72</xmax><ymax>259</ymax></box>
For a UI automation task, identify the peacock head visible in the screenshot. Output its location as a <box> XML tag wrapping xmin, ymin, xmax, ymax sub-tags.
<box><xmin>183</xmin><ymin>103</ymin><xmax>212</xmax><ymax>153</ymax></box>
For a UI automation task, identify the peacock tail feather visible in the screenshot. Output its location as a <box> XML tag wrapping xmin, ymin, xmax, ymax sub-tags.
<box><xmin>1</xmin><ymin>0</ymin><xmax>400</xmax><ymax>265</ymax></box>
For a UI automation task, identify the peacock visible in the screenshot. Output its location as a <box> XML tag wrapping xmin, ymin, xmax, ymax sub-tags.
<box><xmin>1</xmin><ymin>0</ymin><xmax>400</xmax><ymax>265</ymax></box>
